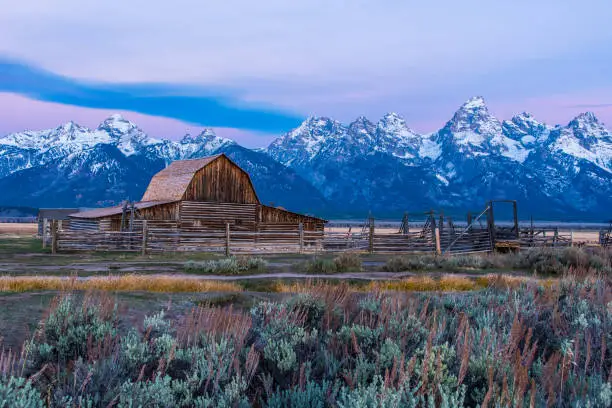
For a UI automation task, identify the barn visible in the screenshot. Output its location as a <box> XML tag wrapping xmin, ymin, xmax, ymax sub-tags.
<box><xmin>68</xmin><ymin>154</ymin><xmax>326</xmax><ymax>233</ymax></box>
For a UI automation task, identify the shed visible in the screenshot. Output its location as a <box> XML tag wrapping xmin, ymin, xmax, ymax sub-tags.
<box><xmin>38</xmin><ymin>208</ymin><xmax>81</xmax><ymax>236</ymax></box>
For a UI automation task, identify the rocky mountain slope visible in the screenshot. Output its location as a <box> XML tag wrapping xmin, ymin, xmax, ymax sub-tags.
<box><xmin>2</xmin><ymin>97</ymin><xmax>611</xmax><ymax>220</ymax></box>
<box><xmin>267</xmin><ymin>97</ymin><xmax>612</xmax><ymax>219</ymax></box>
<box><xmin>0</xmin><ymin>115</ymin><xmax>328</xmax><ymax>215</ymax></box>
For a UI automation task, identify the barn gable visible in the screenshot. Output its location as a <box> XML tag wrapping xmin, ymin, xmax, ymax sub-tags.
<box><xmin>141</xmin><ymin>154</ymin><xmax>259</xmax><ymax>204</ymax></box>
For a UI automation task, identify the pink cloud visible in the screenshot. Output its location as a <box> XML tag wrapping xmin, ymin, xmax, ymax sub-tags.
<box><xmin>492</xmin><ymin>90</ymin><xmax>612</xmax><ymax>127</ymax></box>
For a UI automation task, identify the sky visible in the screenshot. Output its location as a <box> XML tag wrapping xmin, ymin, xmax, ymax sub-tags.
<box><xmin>1</xmin><ymin>0</ymin><xmax>612</xmax><ymax>147</ymax></box>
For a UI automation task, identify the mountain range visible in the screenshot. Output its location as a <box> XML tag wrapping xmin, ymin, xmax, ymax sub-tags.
<box><xmin>1</xmin><ymin>97</ymin><xmax>611</xmax><ymax>220</ymax></box>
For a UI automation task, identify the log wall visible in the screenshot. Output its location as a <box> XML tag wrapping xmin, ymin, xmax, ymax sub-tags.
<box><xmin>260</xmin><ymin>205</ymin><xmax>325</xmax><ymax>231</ymax></box>
<box><xmin>179</xmin><ymin>201</ymin><xmax>258</xmax><ymax>231</ymax></box>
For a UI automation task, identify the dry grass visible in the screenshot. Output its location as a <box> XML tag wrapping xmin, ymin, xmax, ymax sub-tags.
<box><xmin>0</xmin><ymin>223</ymin><xmax>37</xmax><ymax>236</ymax></box>
<box><xmin>0</xmin><ymin>275</ymin><xmax>241</xmax><ymax>293</ymax></box>
<box><xmin>370</xmin><ymin>275</ymin><xmax>482</xmax><ymax>292</ymax></box>
<box><xmin>370</xmin><ymin>274</ymin><xmax>551</xmax><ymax>292</ymax></box>
<box><xmin>271</xmin><ymin>274</ymin><xmax>556</xmax><ymax>294</ymax></box>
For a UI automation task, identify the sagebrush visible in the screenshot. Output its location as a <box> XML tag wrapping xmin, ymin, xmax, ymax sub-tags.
<box><xmin>184</xmin><ymin>256</ymin><xmax>268</xmax><ymax>274</ymax></box>
<box><xmin>1</xmin><ymin>274</ymin><xmax>610</xmax><ymax>407</ymax></box>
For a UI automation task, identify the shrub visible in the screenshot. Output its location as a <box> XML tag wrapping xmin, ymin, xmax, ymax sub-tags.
<box><xmin>333</xmin><ymin>252</ymin><xmax>362</xmax><ymax>272</ymax></box>
<box><xmin>2</xmin><ymin>276</ymin><xmax>611</xmax><ymax>407</ymax></box>
<box><xmin>288</xmin><ymin>293</ymin><xmax>326</xmax><ymax>330</ymax></box>
<box><xmin>27</xmin><ymin>294</ymin><xmax>117</xmax><ymax>369</ymax></box>
<box><xmin>383</xmin><ymin>255</ymin><xmax>435</xmax><ymax>271</ymax></box>
<box><xmin>513</xmin><ymin>247</ymin><xmax>612</xmax><ymax>276</ymax></box>
<box><xmin>0</xmin><ymin>377</ymin><xmax>44</xmax><ymax>408</ymax></box>
<box><xmin>118</xmin><ymin>376</ymin><xmax>193</xmax><ymax>408</ymax></box>
<box><xmin>266</xmin><ymin>381</ymin><xmax>334</xmax><ymax>408</ymax></box>
<box><xmin>302</xmin><ymin>253</ymin><xmax>362</xmax><ymax>274</ymax></box>
<box><xmin>184</xmin><ymin>256</ymin><xmax>267</xmax><ymax>275</ymax></box>
<box><xmin>302</xmin><ymin>258</ymin><xmax>338</xmax><ymax>274</ymax></box>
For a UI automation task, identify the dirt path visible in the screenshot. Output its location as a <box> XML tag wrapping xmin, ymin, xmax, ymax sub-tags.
<box><xmin>3</xmin><ymin>270</ymin><xmax>535</xmax><ymax>282</ymax></box>
<box><xmin>2</xmin><ymin>271</ymin><xmax>412</xmax><ymax>281</ymax></box>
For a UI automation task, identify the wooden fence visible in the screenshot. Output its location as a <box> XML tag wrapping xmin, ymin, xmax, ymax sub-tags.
<box><xmin>54</xmin><ymin>221</ymin><xmax>325</xmax><ymax>255</ymax></box>
<box><xmin>600</xmin><ymin>228</ymin><xmax>611</xmax><ymax>248</ymax></box>
<box><xmin>517</xmin><ymin>228</ymin><xmax>573</xmax><ymax>250</ymax></box>
<box><xmin>47</xmin><ymin>216</ymin><xmax>592</xmax><ymax>256</ymax></box>
<box><xmin>52</xmin><ymin>219</ymin><xmax>494</xmax><ymax>255</ymax></box>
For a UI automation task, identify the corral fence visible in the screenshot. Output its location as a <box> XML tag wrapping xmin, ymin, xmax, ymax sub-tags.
<box><xmin>46</xmin><ymin>209</ymin><xmax>581</xmax><ymax>256</ymax></box>
<box><xmin>600</xmin><ymin>223</ymin><xmax>611</xmax><ymax>248</ymax></box>
<box><xmin>516</xmin><ymin>228</ymin><xmax>573</xmax><ymax>250</ymax></box>
<box><xmin>48</xmin><ymin>213</ymin><xmax>495</xmax><ymax>255</ymax></box>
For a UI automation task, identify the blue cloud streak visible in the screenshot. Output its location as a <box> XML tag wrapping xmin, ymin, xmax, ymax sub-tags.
<box><xmin>0</xmin><ymin>56</ymin><xmax>303</xmax><ymax>132</ymax></box>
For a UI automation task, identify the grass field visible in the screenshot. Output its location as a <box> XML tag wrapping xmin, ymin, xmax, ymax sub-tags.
<box><xmin>0</xmin><ymin>222</ymin><xmax>37</xmax><ymax>236</ymax></box>
<box><xmin>0</xmin><ymin>234</ymin><xmax>610</xmax><ymax>406</ymax></box>
<box><xmin>0</xmin><ymin>276</ymin><xmax>610</xmax><ymax>407</ymax></box>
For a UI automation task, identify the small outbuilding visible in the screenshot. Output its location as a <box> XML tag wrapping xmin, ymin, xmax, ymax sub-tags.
<box><xmin>38</xmin><ymin>208</ymin><xmax>81</xmax><ymax>236</ymax></box>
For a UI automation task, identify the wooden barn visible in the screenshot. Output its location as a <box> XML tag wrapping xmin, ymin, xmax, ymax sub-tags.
<box><xmin>68</xmin><ymin>154</ymin><xmax>326</xmax><ymax>234</ymax></box>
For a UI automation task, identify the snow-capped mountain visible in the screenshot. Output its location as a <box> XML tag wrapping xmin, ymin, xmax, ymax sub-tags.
<box><xmin>2</xmin><ymin>97</ymin><xmax>612</xmax><ymax>220</ymax></box>
<box><xmin>266</xmin><ymin>97</ymin><xmax>612</xmax><ymax>219</ymax></box>
<box><xmin>0</xmin><ymin>115</ymin><xmax>328</xmax><ymax>213</ymax></box>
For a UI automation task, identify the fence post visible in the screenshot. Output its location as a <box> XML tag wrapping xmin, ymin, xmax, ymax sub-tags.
<box><xmin>51</xmin><ymin>220</ymin><xmax>58</xmax><ymax>254</ymax></box>
<box><xmin>569</xmin><ymin>230</ymin><xmax>574</xmax><ymax>247</ymax></box>
<box><xmin>434</xmin><ymin>226</ymin><xmax>441</xmax><ymax>255</ymax></box>
<box><xmin>42</xmin><ymin>218</ymin><xmax>48</xmax><ymax>248</ymax></box>
<box><xmin>141</xmin><ymin>220</ymin><xmax>148</xmax><ymax>256</ymax></box>
<box><xmin>298</xmin><ymin>223</ymin><xmax>304</xmax><ymax>254</ymax></box>
<box><xmin>553</xmin><ymin>229</ymin><xmax>558</xmax><ymax>247</ymax></box>
<box><xmin>368</xmin><ymin>216</ymin><xmax>375</xmax><ymax>253</ymax></box>
<box><xmin>225</xmin><ymin>223</ymin><xmax>231</xmax><ymax>257</ymax></box>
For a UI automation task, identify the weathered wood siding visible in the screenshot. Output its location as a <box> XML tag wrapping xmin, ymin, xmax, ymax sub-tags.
<box><xmin>139</xmin><ymin>202</ymin><xmax>180</xmax><ymax>220</ymax></box>
<box><xmin>260</xmin><ymin>205</ymin><xmax>325</xmax><ymax>231</ymax></box>
<box><xmin>67</xmin><ymin>219</ymin><xmax>99</xmax><ymax>232</ymax></box>
<box><xmin>180</xmin><ymin>201</ymin><xmax>258</xmax><ymax>231</ymax></box>
<box><xmin>183</xmin><ymin>156</ymin><xmax>259</xmax><ymax>204</ymax></box>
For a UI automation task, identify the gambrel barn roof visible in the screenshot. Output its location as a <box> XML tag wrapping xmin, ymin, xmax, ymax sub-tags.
<box><xmin>141</xmin><ymin>154</ymin><xmax>260</xmax><ymax>203</ymax></box>
<box><xmin>68</xmin><ymin>153</ymin><xmax>326</xmax><ymax>225</ymax></box>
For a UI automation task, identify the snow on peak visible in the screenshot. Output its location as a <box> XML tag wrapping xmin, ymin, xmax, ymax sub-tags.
<box><xmin>572</xmin><ymin>111</ymin><xmax>598</xmax><ymax>123</ymax></box>
<box><xmin>512</xmin><ymin>112</ymin><xmax>536</xmax><ymax>122</ymax></box>
<box><xmin>381</xmin><ymin>112</ymin><xmax>403</xmax><ymax>120</ymax></box>
<box><xmin>59</xmin><ymin>120</ymin><xmax>81</xmax><ymax>130</ymax></box>
<box><xmin>377</xmin><ymin>112</ymin><xmax>419</xmax><ymax>140</ymax></box>
<box><xmin>109</xmin><ymin>113</ymin><xmax>126</xmax><ymax>121</ymax></box>
<box><xmin>460</xmin><ymin>96</ymin><xmax>487</xmax><ymax>111</ymax></box>
<box><xmin>443</xmin><ymin>96</ymin><xmax>501</xmax><ymax>147</ymax></box>
<box><xmin>93</xmin><ymin>113</ymin><xmax>161</xmax><ymax>155</ymax></box>
<box><xmin>568</xmin><ymin>112</ymin><xmax>605</xmax><ymax>133</ymax></box>
<box><xmin>379</xmin><ymin>112</ymin><xmax>404</xmax><ymax>126</ymax></box>
<box><xmin>566</xmin><ymin>112</ymin><xmax>611</xmax><ymax>143</ymax></box>
<box><xmin>502</xmin><ymin>112</ymin><xmax>550</xmax><ymax>146</ymax></box>
<box><xmin>348</xmin><ymin>116</ymin><xmax>376</xmax><ymax>136</ymax></box>
<box><xmin>303</xmin><ymin>115</ymin><xmax>338</xmax><ymax>129</ymax></box>
<box><xmin>97</xmin><ymin>114</ymin><xmax>137</xmax><ymax>133</ymax></box>
<box><xmin>287</xmin><ymin>116</ymin><xmax>344</xmax><ymax>140</ymax></box>
<box><xmin>181</xmin><ymin>129</ymin><xmax>234</xmax><ymax>149</ymax></box>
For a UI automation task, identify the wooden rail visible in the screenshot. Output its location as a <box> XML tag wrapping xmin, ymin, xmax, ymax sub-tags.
<box><xmin>56</xmin><ymin>223</ymin><xmax>492</xmax><ymax>255</ymax></box>
<box><xmin>55</xmin><ymin>219</ymin><xmax>592</xmax><ymax>255</ymax></box>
